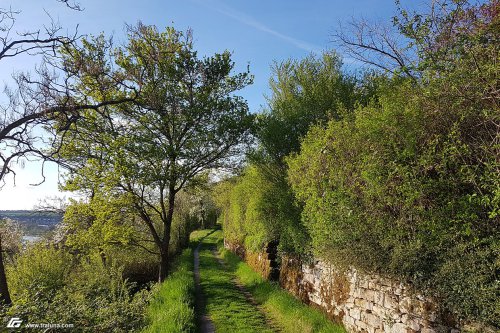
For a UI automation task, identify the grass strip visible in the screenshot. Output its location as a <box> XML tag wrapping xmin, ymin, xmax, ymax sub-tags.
<box><xmin>199</xmin><ymin>230</ymin><xmax>274</xmax><ymax>333</ymax></box>
<box><xmin>220</xmin><ymin>247</ymin><xmax>347</xmax><ymax>333</ymax></box>
<box><xmin>142</xmin><ymin>248</ymin><xmax>195</xmax><ymax>333</ymax></box>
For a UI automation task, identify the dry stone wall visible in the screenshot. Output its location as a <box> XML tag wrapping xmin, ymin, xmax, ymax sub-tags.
<box><xmin>225</xmin><ymin>240</ymin><xmax>461</xmax><ymax>333</ymax></box>
<box><xmin>284</xmin><ymin>258</ymin><xmax>458</xmax><ymax>333</ymax></box>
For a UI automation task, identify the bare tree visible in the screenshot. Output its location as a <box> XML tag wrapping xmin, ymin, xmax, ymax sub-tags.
<box><xmin>332</xmin><ymin>0</ymin><xmax>474</xmax><ymax>80</ymax></box>
<box><xmin>333</xmin><ymin>17</ymin><xmax>419</xmax><ymax>79</ymax></box>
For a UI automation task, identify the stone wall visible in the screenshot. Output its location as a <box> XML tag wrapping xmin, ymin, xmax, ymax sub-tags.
<box><xmin>281</xmin><ymin>257</ymin><xmax>458</xmax><ymax>333</ymax></box>
<box><xmin>225</xmin><ymin>240</ymin><xmax>462</xmax><ymax>333</ymax></box>
<box><xmin>224</xmin><ymin>240</ymin><xmax>279</xmax><ymax>281</ymax></box>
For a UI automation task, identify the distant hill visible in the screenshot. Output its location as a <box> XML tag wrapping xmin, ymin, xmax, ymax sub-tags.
<box><xmin>0</xmin><ymin>210</ymin><xmax>63</xmax><ymax>237</ymax></box>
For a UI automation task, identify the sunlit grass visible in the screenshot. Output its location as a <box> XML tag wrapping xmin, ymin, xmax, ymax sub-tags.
<box><xmin>199</xmin><ymin>230</ymin><xmax>273</xmax><ymax>333</ymax></box>
<box><xmin>190</xmin><ymin>229</ymin><xmax>213</xmax><ymax>243</ymax></box>
<box><xmin>220</xmin><ymin>246</ymin><xmax>346</xmax><ymax>333</ymax></box>
<box><xmin>141</xmin><ymin>248</ymin><xmax>195</xmax><ymax>333</ymax></box>
<box><xmin>142</xmin><ymin>227</ymin><xmax>346</xmax><ymax>333</ymax></box>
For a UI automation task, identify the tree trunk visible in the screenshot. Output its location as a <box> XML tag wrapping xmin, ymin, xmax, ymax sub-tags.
<box><xmin>98</xmin><ymin>247</ymin><xmax>107</xmax><ymax>266</ymax></box>
<box><xmin>0</xmin><ymin>235</ymin><xmax>12</xmax><ymax>305</ymax></box>
<box><xmin>158</xmin><ymin>248</ymin><xmax>169</xmax><ymax>282</ymax></box>
<box><xmin>158</xmin><ymin>186</ymin><xmax>176</xmax><ymax>282</ymax></box>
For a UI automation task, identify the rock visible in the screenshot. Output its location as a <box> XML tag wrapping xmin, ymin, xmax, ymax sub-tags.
<box><xmin>407</xmin><ymin>320</ymin><xmax>420</xmax><ymax>331</ymax></box>
<box><xmin>345</xmin><ymin>301</ymin><xmax>355</xmax><ymax>309</ymax></box>
<box><xmin>350</xmin><ymin>308</ymin><xmax>362</xmax><ymax>320</ymax></box>
<box><xmin>364</xmin><ymin>312</ymin><xmax>382</xmax><ymax>329</ymax></box>
<box><xmin>421</xmin><ymin>328</ymin><xmax>436</xmax><ymax>333</ymax></box>
<box><xmin>384</xmin><ymin>296</ymin><xmax>399</xmax><ymax>310</ymax></box>
<box><xmin>372</xmin><ymin>304</ymin><xmax>387</xmax><ymax>317</ymax></box>
<box><xmin>356</xmin><ymin>319</ymin><xmax>369</xmax><ymax>331</ymax></box>
<box><xmin>344</xmin><ymin>314</ymin><xmax>356</xmax><ymax>327</ymax></box>
<box><xmin>355</xmin><ymin>298</ymin><xmax>368</xmax><ymax>308</ymax></box>
<box><xmin>390</xmin><ymin>322</ymin><xmax>407</xmax><ymax>333</ymax></box>
<box><xmin>374</xmin><ymin>291</ymin><xmax>385</xmax><ymax>305</ymax></box>
<box><xmin>364</xmin><ymin>289</ymin><xmax>376</xmax><ymax>302</ymax></box>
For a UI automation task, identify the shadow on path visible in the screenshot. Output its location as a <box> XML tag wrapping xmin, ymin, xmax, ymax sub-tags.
<box><xmin>194</xmin><ymin>230</ymin><xmax>216</xmax><ymax>333</ymax></box>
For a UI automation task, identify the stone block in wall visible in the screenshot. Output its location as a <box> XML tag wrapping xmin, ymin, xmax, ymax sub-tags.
<box><xmin>355</xmin><ymin>319</ymin><xmax>369</xmax><ymax>331</ymax></box>
<box><xmin>246</xmin><ymin>251</ymin><xmax>271</xmax><ymax>280</ymax></box>
<box><xmin>420</xmin><ymin>328</ymin><xmax>436</xmax><ymax>333</ymax></box>
<box><xmin>388</xmin><ymin>322</ymin><xmax>407</xmax><ymax>333</ymax></box>
<box><xmin>279</xmin><ymin>255</ymin><xmax>312</xmax><ymax>304</ymax></box>
<box><xmin>363</xmin><ymin>289</ymin><xmax>376</xmax><ymax>303</ymax></box>
<box><xmin>345</xmin><ymin>314</ymin><xmax>357</xmax><ymax>327</ymax></box>
<box><xmin>384</xmin><ymin>295</ymin><xmax>399</xmax><ymax>311</ymax></box>
<box><xmin>403</xmin><ymin>318</ymin><xmax>420</xmax><ymax>332</ymax></box>
<box><xmin>363</xmin><ymin>312</ymin><xmax>382</xmax><ymax>329</ymax></box>
<box><xmin>224</xmin><ymin>239</ymin><xmax>246</xmax><ymax>258</ymax></box>
<box><xmin>373</xmin><ymin>290</ymin><xmax>385</xmax><ymax>306</ymax></box>
<box><xmin>371</xmin><ymin>304</ymin><xmax>387</xmax><ymax>318</ymax></box>
<box><xmin>350</xmin><ymin>308</ymin><xmax>362</xmax><ymax>320</ymax></box>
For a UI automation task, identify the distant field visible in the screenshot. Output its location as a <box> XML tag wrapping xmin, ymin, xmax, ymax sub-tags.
<box><xmin>0</xmin><ymin>210</ymin><xmax>62</xmax><ymax>237</ymax></box>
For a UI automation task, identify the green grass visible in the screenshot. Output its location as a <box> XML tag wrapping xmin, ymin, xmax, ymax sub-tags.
<box><xmin>142</xmin><ymin>227</ymin><xmax>346</xmax><ymax>333</ymax></box>
<box><xmin>190</xmin><ymin>228</ymin><xmax>218</xmax><ymax>244</ymax></box>
<box><xmin>199</xmin><ymin>229</ymin><xmax>274</xmax><ymax>333</ymax></box>
<box><xmin>219</xmin><ymin>246</ymin><xmax>346</xmax><ymax>333</ymax></box>
<box><xmin>141</xmin><ymin>248</ymin><xmax>195</xmax><ymax>333</ymax></box>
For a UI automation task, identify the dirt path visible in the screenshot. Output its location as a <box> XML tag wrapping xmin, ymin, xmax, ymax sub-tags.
<box><xmin>194</xmin><ymin>243</ymin><xmax>215</xmax><ymax>333</ymax></box>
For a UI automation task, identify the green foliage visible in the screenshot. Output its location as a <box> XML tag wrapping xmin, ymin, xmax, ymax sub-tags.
<box><xmin>217</xmin><ymin>1</ymin><xmax>499</xmax><ymax>327</ymax></box>
<box><xmin>61</xmin><ymin>195</ymin><xmax>136</xmax><ymax>254</ymax></box>
<box><xmin>0</xmin><ymin>218</ymin><xmax>22</xmax><ymax>259</ymax></box>
<box><xmin>142</xmin><ymin>248</ymin><xmax>195</xmax><ymax>333</ymax></box>
<box><xmin>287</xmin><ymin>45</ymin><xmax>499</xmax><ymax>325</ymax></box>
<box><xmin>4</xmin><ymin>247</ymin><xmax>149</xmax><ymax>332</ymax></box>
<box><xmin>7</xmin><ymin>244</ymin><xmax>73</xmax><ymax>300</ymax></box>
<box><xmin>215</xmin><ymin>167</ymin><xmax>307</xmax><ymax>254</ymax></box>
<box><xmin>257</xmin><ymin>52</ymin><xmax>359</xmax><ymax>163</ymax></box>
<box><xmin>216</xmin><ymin>52</ymin><xmax>372</xmax><ymax>255</ymax></box>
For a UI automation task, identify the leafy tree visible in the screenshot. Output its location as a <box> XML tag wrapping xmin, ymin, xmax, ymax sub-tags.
<box><xmin>60</xmin><ymin>196</ymin><xmax>142</xmax><ymax>260</ymax></box>
<box><xmin>256</xmin><ymin>51</ymin><xmax>358</xmax><ymax>166</ymax></box>
<box><xmin>0</xmin><ymin>1</ymin><xmax>139</xmax><ymax>304</ymax></box>
<box><xmin>59</xmin><ymin>24</ymin><xmax>253</xmax><ymax>281</ymax></box>
<box><xmin>231</xmin><ymin>52</ymin><xmax>372</xmax><ymax>254</ymax></box>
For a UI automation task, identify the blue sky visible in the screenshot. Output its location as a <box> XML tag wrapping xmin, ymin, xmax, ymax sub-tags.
<box><xmin>0</xmin><ymin>0</ymin><xmax>402</xmax><ymax>209</ymax></box>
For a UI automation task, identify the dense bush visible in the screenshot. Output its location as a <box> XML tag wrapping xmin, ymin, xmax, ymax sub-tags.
<box><xmin>2</xmin><ymin>245</ymin><xmax>149</xmax><ymax>332</ymax></box>
<box><xmin>287</xmin><ymin>11</ymin><xmax>499</xmax><ymax>324</ymax></box>
<box><xmin>215</xmin><ymin>166</ymin><xmax>307</xmax><ymax>254</ymax></box>
<box><xmin>217</xmin><ymin>52</ymin><xmax>373</xmax><ymax>254</ymax></box>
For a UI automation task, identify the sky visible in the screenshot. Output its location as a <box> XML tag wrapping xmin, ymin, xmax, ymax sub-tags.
<box><xmin>0</xmin><ymin>0</ymin><xmax>404</xmax><ymax>210</ymax></box>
